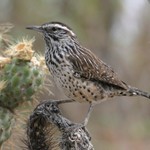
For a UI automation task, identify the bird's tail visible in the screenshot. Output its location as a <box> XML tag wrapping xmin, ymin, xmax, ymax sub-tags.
<box><xmin>127</xmin><ymin>86</ymin><xmax>150</xmax><ymax>99</ymax></box>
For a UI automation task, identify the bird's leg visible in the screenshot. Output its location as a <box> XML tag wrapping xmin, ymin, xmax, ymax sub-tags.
<box><xmin>82</xmin><ymin>103</ymin><xmax>95</xmax><ymax>126</ymax></box>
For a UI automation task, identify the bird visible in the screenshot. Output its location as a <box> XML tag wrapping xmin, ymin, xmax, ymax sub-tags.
<box><xmin>26</xmin><ymin>21</ymin><xmax>150</xmax><ymax>125</ymax></box>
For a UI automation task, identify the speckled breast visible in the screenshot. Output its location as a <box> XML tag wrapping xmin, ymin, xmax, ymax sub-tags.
<box><xmin>51</xmin><ymin>65</ymin><xmax>107</xmax><ymax>103</ymax></box>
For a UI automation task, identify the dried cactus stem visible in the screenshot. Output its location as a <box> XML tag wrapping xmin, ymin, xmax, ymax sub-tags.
<box><xmin>27</xmin><ymin>100</ymin><xmax>94</xmax><ymax>150</ymax></box>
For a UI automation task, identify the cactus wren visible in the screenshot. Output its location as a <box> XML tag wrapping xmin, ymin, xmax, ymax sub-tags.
<box><xmin>27</xmin><ymin>22</ymin><xmax>150</xmax><ymax>124</ymax></box>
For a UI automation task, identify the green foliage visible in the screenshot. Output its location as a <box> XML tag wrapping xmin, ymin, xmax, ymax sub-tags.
<box><xmin>0</xmin><ymin>58</ymin><xmax>44</xmax><ymax>109</ymax></box>
<box><xmin>0</xmin><ymin>107</ymin><xmax>14</xmax><ymax>146</ymax></box>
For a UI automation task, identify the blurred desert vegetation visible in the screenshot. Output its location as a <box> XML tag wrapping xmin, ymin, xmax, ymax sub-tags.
<box><xmin>0</xmin><ymin>0</ymin><xmax>150</xmax><ymax>149</ymax></box>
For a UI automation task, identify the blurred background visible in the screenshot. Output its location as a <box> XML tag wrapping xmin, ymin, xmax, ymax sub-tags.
<box><xmin>1</xmin><ymin>0</ymin><xmax>150</xmax><ymax>149</ymax></box>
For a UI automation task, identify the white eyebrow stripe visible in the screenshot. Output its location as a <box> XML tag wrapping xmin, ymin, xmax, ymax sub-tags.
<box><xmin>43</xmin><ymin>23</ymin><xmax>76</xmax><ymax>37</ymax></box>
<box><xmin>54</xmin><ymin>24</ymin><xmax>75</xmax><ymax>36</ymax></box>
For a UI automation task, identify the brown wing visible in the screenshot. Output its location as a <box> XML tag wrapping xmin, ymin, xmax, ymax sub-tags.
<box><xmin>67</xmin><ymin>46</ymin><xmax>128</xmax><ymax>90</ymax></box>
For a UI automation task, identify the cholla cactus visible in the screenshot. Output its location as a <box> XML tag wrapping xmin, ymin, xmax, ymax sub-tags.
<box><xmin>0</xmin><ymin>80</ymin><xmax>7</xmax><ymax>91</ymax></box>
<box><xmin>0</xmin><ymin>24</ymin><xmax>49</xmax><ymax>148</ymax></box>
<box><xmin>4</xmin><ymin>38</ymin><xmax>34</xmax><ymax>60</ymax></box>
<box><xmin>0</xmin><ymin>23</ymin><xmax>13</xmax><ymax>49</ymax></box>
<box><xmin>0</xmin><ymin>38</ymin><xmax>47</xmax><ymax>110</ymax></box>
<box><xmin>0</xmin><ymin>107</ymin><xmax>14</xmax><ymax>147</ymax></box>
<box><xmin>26</xmin><ymin>100</ymin><xmax>94</xmax><ymax>150</ymax></box>
<box><xmin>0</xmin><ymin>57</ymin><xmax>11</xmax><ymax>69</ymax></box>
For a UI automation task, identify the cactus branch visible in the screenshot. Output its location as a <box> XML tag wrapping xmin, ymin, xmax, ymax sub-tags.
<box><xmin>26</xmin><ymin>100</ymin><xmax>94</xmax><ymax>150</ymax></box>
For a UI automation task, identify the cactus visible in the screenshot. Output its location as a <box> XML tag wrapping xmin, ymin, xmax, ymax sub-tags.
<box><xmin>0</xmin><ymin>23</ymin><xmax>13</xmax><ymax>49</ymax></box>
<box><xmin>0</xmin><ymin>26</ymin><xmax>49</xmax><ymax>148</ymax></box>
<box><xmin>0</xmin><ymin>58</ymin><xmax>44</xmax><ymax>109</ymax></box>
<box><xmin>0</xmin><ymin>107</ymin><xmax>14</xmax><ymax>147</ymax></box>
<box><xmin>0</xmin><ymin>37</ymin><xmax>47</xmax><ymax>110</ymax></box>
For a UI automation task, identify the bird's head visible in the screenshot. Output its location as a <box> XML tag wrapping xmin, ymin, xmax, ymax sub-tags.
<box><xmin>26</xmin><ymin>22</ymin><xmax>76</xmax><ymax>42</ymax></box>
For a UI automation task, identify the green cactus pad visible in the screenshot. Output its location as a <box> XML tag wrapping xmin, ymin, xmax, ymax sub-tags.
<box><xmin>0</xmin><ymin>58</ymin><xmax>44</xmax><ymax>109</ymax></box>
<box><xmin>0</xmin><ymin>107</ymin><xmax>14</xmax><ymax>146</ymax></box>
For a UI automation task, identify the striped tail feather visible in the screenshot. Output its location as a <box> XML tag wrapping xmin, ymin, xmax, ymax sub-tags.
<box><xmin>127</xmin><ymin>87</ymin><xmax>150</xmax><ymax>99</ymax></box>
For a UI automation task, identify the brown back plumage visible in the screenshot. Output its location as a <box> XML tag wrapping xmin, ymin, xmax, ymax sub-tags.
<box><xmin>68</xmin><ymin>45</ymin><xmax>128</xmax><ymax>90</ymax></box>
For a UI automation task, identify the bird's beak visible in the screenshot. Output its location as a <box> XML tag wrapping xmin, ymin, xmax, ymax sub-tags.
<box><xmin>26</xmin><ymin>25</ymin><xmax>43</xmax><ymax>32</ymax></box>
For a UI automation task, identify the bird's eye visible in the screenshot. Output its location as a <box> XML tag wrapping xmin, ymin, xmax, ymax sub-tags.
<box><xmin>51</xmin><ymin>27</ymin><xmax>57</xmax><ymax>32</ymax></box>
